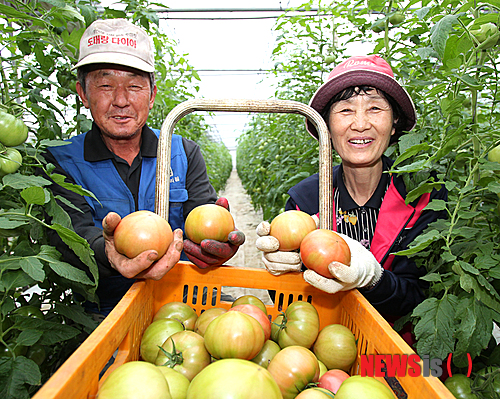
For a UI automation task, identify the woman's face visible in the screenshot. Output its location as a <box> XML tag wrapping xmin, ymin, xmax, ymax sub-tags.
<box><xmin>327</xmin><ymin>88</ymin><xmax>395</xmax><ymax>169</ymax></box>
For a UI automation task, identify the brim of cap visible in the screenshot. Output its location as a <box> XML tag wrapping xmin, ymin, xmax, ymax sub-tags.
<box><xmin>306</xmin><ymin>69</ymin><xmax>417</xmax><ymax>139</ymax></box>
<box><xmin>72</xmin><ymin>52</ymin><xmax>154</xmax><ymax>73</ymax></box>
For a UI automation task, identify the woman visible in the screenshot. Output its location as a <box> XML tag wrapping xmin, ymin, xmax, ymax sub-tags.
<box><xmin>257</xmin><ymin>55</ymin><xmax>447</xmax><ymax>319</ymax></box>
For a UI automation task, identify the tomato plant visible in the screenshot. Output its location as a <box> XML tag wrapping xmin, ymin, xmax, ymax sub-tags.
<box><xmin>251</xmin><ymin>339</ymin><xmax>281</xmax><ymax>368</ymax></box>
<box><xmin>273</xmin><ymin>300</ymin><xmax>320</xmax><ymax>348</ymax></box>
<box><xmin>155</xmin><ymin>330</ymin><xmax>211</xmax><ymax>381</ymax></box>
<box><xmin>267</xmin><ymin>345</ymin><xmax>320</xmax><ymax>399</ymax></box>
<box><xmin>114</xmin><ymin>210</ymin><xmax>173</xmax><ymax>259</ymax></box>
<box><xmin>0</xmin><ymin>148</ymin><xmax>22</xmax><ymax>177</ymax></box>
<box><xmin>153</xmin><ymin>301</ymin><xmax>198</xmax><ymax>330</ymax></box>
<box><xmin>269</xmin><ymin>210</ymin><xmax>317</xmax><ymax>251</ymax></box>
<box><xmin>300</xmin><ymin>229</ymin><xmax>351</xmax><ymax>278</ymax></box>
<box><xmin>318</xmin><ymin>369</ymin><xmax>350</xmax><ymax>394</ymax></box>
<box><xmin>0</xmin><ymin>110</ymin><xmax>28</xmax><ymax>147</ymax></box>
<box><xmin>96</xmin><ymin>361</ymin><xmax>170</xmax><ymax>399</ymax></box>
<box><xmin>204</xmin><ymin>310</ymin><xmax>265</xmax><ymax>360</ymax></box>
<box><xmin>445</xmin><ymin>374</ymin><xmax>478</xmax><ymax>399</ymax></box>
<box><xmin>187</xmin><ymin>358</ymin><xmax>282</xmax><ymax>399</ymax></box>
<box><xmin>228</xmin><ymin>303</ymin><xmax>272</xmax><ymax>341</ymax></box>
<box><xmin>232</xmin><ymin>294</ymin><xmax>268</xmax><ymax>315</ymax></box>
<box><xmin>334</xmin><ymin>375</ymin><xmax>395</xmax><ymax>399</ymax></box>
<box><xmin>140</xmin><ymin>318</ymin><xmax>184</xmax><ymax>363</ymax></box>
<box><xmin>184</xmin><ymin>204</ymin><xmax>235</xmax><ymax>244</ymax></box>
<box><xmin>313</xmin><ymin>324</ymin><xmax>357</xmax><ymax>372</ymax></box>
<box><xmin>193</xmin><ymin>307</ymin><xmax>226</xmax><ymax>337</ymax></box>
<box><xmin>475</xmin><ymin>367</ymin><xmax>500</xmax><ymax>398</ymax></box>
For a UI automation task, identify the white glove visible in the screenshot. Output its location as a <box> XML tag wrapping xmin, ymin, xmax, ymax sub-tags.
<box><xmin>303</xmin><ymin>232</ymin><xmax>384</xmax><ymax>294</ymax></box>
<box><xmin>255</xmin><ymin>220</ymin><xmax>302</xmax><ymax>275</ymax></box>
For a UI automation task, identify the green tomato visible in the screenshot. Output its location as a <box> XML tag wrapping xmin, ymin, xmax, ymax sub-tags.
<box><xmin>0</xmin><ymin>110</ymin><xmax>28</xmax><ymax>146</ymax></box>
<box><xmin>0</xmin><ymin>148</ymin><xmax>22</xmax><ymax>177</ymax></box>
<box><xmin>324</xmin><ymin>55</ymin><xmax>335</xmax><ymax>65</ymax></box>
<box><xmin>371</xmin><ymin>20</ymin><xmax>385</xmax><ymax>33</ymax></box>
<box><xmin>0</xmin><ymin>342</ymin><xmax>27</xmax><ymax>358</ymax></box>
<box><xmin>389</xmin><ymin>11</ymin><xmax>404</xmax><ymax>25</ymax></box>
<box><xmin>489</xmin><ymin>144</ymin><xmax>500</xmax><ymax>163</ymax></box>
<box><xmin>445</xmin><ymin>374</ymin><xmax>478</xmax><ymax>399</ymax></box>
<box><xmin>470</xmin><ymin>23</ymin><xmax>499</xmax><ymax>50</ymax></box>
<box><xmin>26</xmin><ymin>343</ymin><xmax>46</xmax><ymax>366</ymax></box>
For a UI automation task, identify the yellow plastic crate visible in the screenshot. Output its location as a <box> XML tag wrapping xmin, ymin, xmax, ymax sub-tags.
<box><xmin>33</xmin><ymin>262</ymin><xmax>454</xmax><ymax>399</ymax></box>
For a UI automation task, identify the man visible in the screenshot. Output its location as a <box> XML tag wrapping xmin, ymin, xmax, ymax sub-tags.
<box><xmin>43</xmin><ymin>19</ymin><xmax>243</xmax><ymax>316</ymax></box>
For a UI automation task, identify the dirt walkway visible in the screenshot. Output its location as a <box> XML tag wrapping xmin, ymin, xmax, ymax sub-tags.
<box><xmin>217</xmin><ymin>170</ymin><xmax>273</xmax><ymax>304</ymax></box>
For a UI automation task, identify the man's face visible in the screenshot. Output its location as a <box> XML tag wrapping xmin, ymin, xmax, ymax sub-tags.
<box><xmin>76</xmin><ymin>65</ymin><xmax>156</xmax><ymax>141</ymax></box>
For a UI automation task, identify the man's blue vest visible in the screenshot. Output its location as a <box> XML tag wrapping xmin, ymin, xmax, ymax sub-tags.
<box><xmin>49</xmin><ymin>129</ymin><xmax>188</xmax><ymax>314</ymax></box>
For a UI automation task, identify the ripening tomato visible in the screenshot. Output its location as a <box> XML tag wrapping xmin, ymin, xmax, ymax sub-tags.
<box><xmin>184</xmin><ymin>204</ymin><xmax>235</xmax><ymax>244</ymax></box>
<box><xmin>318</xmin><ymin>369</ymin><xmax>350</xmax><ymax>394</ymax></box>
<box><xmin>193</xmin><ymin>308</ymin><xmax>226</xmax><ymax>337</ymax></box>
<box><xmin>334</xmin><ymin>375</ymin><xmax>396</xmax><ymax>399</ymax></box>
<box><xmin>269</xmin><ymin>210</ymin><xmax>317</xmax><ymax>251</ymax></box>
<box><xmin>251</xmin><ymin>339</ymin><xmax>281</xmax><ymax>369</ymax></box>
<box><xmin>155</xmin><ymin>330</ymin><xmax>211</xmax><ymax>381</ymax></box>
<box><xmin>232</xmin><ymin>294</ymin><xmax>268</xmax><ymax>315</ymax></box>
<box><xmin>267</xmin><ymin>345</ymin><xmax>320</xmax><ymax>399</ymax></box>
<box><xmin>274</xmin><ymin>301</ymin><xmax>320</xmax><ymax>348</ymax></box>
<box><xmin>140</xmin><ymin>318</ymin><xmax>185</xmax><ymax>363</ymax></box>
<box><xmin>96</xmin><ymin>361</ymin><xmax>171</xmax><ymax>399</ymax></box>
<box><xmin>187</xmin><ymin>358</ymin><xmax>282</xmax><ymax>399</ymax></box>
<box><xmin>204</xmin><ymin>311</ymin><xmax>265</xmax><ymax>360</ymax></box>
<box><xmin>154</xmin><ymin>302</ymin><xmax>198</xmax><ymax>331</ymax></box>
<box><xmin>313</xmin><ymin>324</ymin><xmax>357</xmax><ymax>372</ymax></box>
<box><xmin>300</xmin><ymin>229</ymin><xmax>351</xmax><ymax>278</ymax></box>
<box><xmin>114</xmin><ymin>210</ymin><xmax>173</xmax><ymax>259</ymax></box>
<box><xmin>228</xmin><ymin>304</ymin><xmax>271</xmax><ymax>341</ymax></box>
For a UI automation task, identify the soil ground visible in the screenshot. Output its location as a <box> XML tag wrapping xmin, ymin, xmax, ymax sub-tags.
<box><xmin>216</xmin><ymin>169</ymin><xmax>273</xmax><ymax>305</ymax></box>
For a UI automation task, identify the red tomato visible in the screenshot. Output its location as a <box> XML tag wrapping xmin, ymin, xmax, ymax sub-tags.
<box><xmin>269</xmin><ymin>210</ymin><xmax>317</xmax><ymax>251</ymax></box>
<box><xmin>274</xmin><ymin>301</ymin><xmax>320</xmax><ymax>348</ymax></box>
<box><xmin>251</xmin><ymin>339</ymin><xmax>281</xmax><ymax>369</ymax></box>
<box><xmin>185</xmin><ymin>204</ymin><xmax>235</xmax><ymax>244</ymax></box>
<box><xmin>155</xmin><ymin>330</ymin><xmax>211</xmax><ymax>381</ymax></box>
<box><xmin>300</xmin><ymin>229</ymin><xmax>351</xmax><ymax>278</ymax></box>
<box><xmin>334</xmin><ymin>375</ymin><xmax>396</xmax><ymax>398</ymax></box>
<box><xmin>267</xmin><ymin>345</ymin><xmax>320</xmax><ymax>399</ymax></box>
<box><xmin>153</xmin><ymin>302</ymin><xmax>198</xmax><ymax>331</ymax></box>
<box><xmin>318</xmin><ymin>369</ymin><xmax>350</xmax><ymax>394</ymax></box>
<box><xmin>313</xmin><ymin>324</ymin><xmax>357</xmax><ymax>372</ymax></box>
<box><xmin>232</xmin><ymin>294</ymin><xmax>268</xmax><ymax>315</ymax></box>
<box><xmin>295</xmin><ymin>387</ymin><xmax>336</xmax><ymax>398</ymax></box>
<box><xmin>97</xmin><ymin>361</ymin><xmax>170</xmax><ymax>399</ymax></box>
<box><xmin>186</xmin><ymin>358</ymin><xmax>282</xmax><ymax>399</ymax></box>
<box><xmin>228</xmin><ymin>304</ymin><xmax>271</xmax><ymax>341</ymax></box>
<box><xmin>114</xmin><ymin>210</ymin><xmax>173</xmax><ymax>259</ymax></box>
<box><xmin>203</xmin><ymin>311</ymin><xmax>265</xmax><ymax>360</ymax></box>
<box><xmin>193</xmin><ymin>307</ymin><xmax>226</xmax><ymax>337</ymax></box>
<box><xmin>140</xmin><ymin>318</ymin><xmax>184</xmax><ymax>363</ymax></box>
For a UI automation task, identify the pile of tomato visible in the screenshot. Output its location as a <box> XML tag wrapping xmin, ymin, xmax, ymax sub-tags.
<box><xmin>96</xmin><ymin>295</ymin><xmax>397</xmax><ymax>399</ymax></box>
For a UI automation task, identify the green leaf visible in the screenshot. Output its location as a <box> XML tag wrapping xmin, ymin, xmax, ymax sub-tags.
<box><xmin>13</xmin><ymin>318</ymin><xmax>80</xmax><ymax>345</ymax></box>
<box><xmin>0</xmin><ymin>4</ymin><xmax>38</xmax><ymax>21</ymax></box>
<box><xmin>0</xmin><ymin>217</ymin><xmax>29</xmax><ymax>230</ymax></box>
<box><xmin>0</xmin><ymin>270</ymin><xmax>34</xmax><ymax>293</ymax></box>
<box><xmin>49</xmin><ymin>173</ymin><xmax>100</xmax><ymax>202</ymax></box>
<box><xmin>54</xmin><ymin>303</ymin><xmax>98</xmax><ymax>330</ymax></box>
<box><xmin>396</xmin><ymin>229</ymin><xmax>441</xmax><ymax>256</ymax></box>
<box><xmin>392</xmin><ymin>143</ymin><xmax>430</xmax><ymax>168</ymax></box>
<box><xmin>412</xmin><ymin>295</ymin><xmax>458</xmax><ymax>359</ymax></box>
<box><xmin>48</xmin><ymin>260</ymin><xmax>95</xmax><ymax>286</ymax></box>
<box><xmin>20</xmin><ymin>258</ymin><xmax>45</xmax><ymax>282</ymax></box>
<box><xmin>17</xmin><ymin>329</ymin><xmax>43</xmax><ymax>346</ymax></box>
<box><xmin>1</xmin><ymin>174</ymin><xmax>51</xmax><ymax>190</ymax></box>
<box><xmin>0</xmin><ymin>357</ymin><xmax>40</xmax><ymax>399</ymax></box>
<box><xmin>430</xmin><ymin>14</ymin><xmax>459</xmax><ymax>59</ymax></box>
<box><xmin>424</xmin><ymin>199</ymin><xmax>447</xmax><ymax>212</ymax></box>
<box><xmin>20</xmin><ymin>187</ymin><xmax>48</xmax><ymax>206</ymax></box>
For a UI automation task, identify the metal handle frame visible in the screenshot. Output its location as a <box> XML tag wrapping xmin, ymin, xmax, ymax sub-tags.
<box><xmin>155</xmin><ymin>98</ymin><xmax>333</xmax><ymax>230</ymax></box>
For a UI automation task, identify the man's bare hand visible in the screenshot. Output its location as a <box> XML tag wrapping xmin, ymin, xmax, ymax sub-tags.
<box><xmin>103</xmin><ymin>212</ymin><xmax>183</xmax><ymax>280</ymax></box>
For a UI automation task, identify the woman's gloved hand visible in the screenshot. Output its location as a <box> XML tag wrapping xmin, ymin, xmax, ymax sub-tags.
<box><xmin>183</xmin><ymin>197</ymin><xmax>245</xmax><ymax>269</ymax></box>
<box><xmin>255</xmin><ymin>214</ymin><xmax>319</xmax><ymax>276</ymax></box>
<box><xmin>303</xmin><ymin>232</ymin><xmax>384</xmax><ymax>294</ymax></box>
